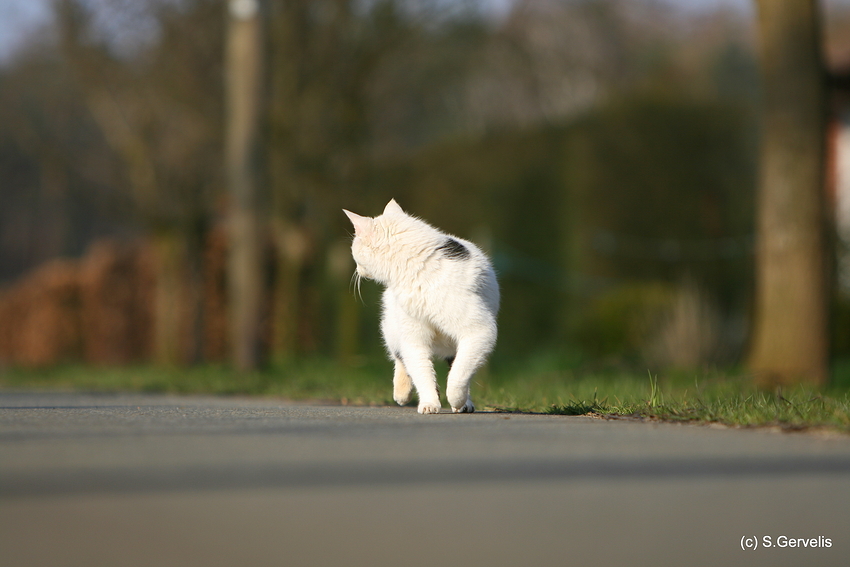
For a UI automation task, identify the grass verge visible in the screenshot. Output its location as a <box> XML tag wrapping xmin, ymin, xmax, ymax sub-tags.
<box><xmin>1</xmin><ymin>359</ymin><xmax>849</xmax><ymax>433</ymax></box>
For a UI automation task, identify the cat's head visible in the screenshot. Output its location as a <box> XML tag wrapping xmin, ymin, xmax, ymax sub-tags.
<box><xmin>343</xmin><ymin>199</ymin><xmax>406</xmax><ymax>283</ymax></box>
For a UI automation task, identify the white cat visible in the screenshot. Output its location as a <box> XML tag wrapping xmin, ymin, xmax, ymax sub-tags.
<box><xmin>344</xmin><ymin>199</ymin><xmax>499</xmax><ymax>414</ymax></box>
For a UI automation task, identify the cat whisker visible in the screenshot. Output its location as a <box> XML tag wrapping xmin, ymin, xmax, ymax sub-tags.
<box><xmin>356</xmin><ymin>273</ymin><xmax>365</xmax><ymax>304</ymax></box>
<box><xmin>350</xmin><ymin>270</ymin><xmax>365</xmax><ymax>304</ymax></box>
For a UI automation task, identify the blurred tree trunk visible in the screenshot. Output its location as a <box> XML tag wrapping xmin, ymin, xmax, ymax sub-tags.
<box><xmin>226</xmin><ymin>0</ymin><xmax>265</xmax><ymax>371</ymax></box>
<box><xmin>184</xmin><ymin>219</ymin><xmax>207</xmax><ymax>365</ymax></box>
<box><xmin>749</xmin><ymin>0</ymin><xmax>830</xmax><ymax>387</ymax></box>
<box><xmin>270</xmin><ymin>219</ymin><xmax>308</xmax><ymax>359</ymax></box>
<box><xmin>151</xmin><ymin>230</ymin><xmax>184</xmax><ymax>365</ymax></box>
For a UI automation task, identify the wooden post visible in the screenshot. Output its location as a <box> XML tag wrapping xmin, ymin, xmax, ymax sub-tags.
<box><xmin>225</xmin><ymin>0</ymin><xmax>264</xmax><ymax>371</ymax></box>
<box><xmin>749</xmin><ymin>0</ymin><xmax>830</xmax><ymax>386</ymax></box>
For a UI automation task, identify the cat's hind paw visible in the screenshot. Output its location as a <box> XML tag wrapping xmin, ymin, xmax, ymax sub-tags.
<box><xmin>392</xmin><ymin>365</ymin><xmax>414</xmax><ymax>406</ymax></box>
<box><xmin>393</xmin><ymin>384</ymin><xmax>413</xmax><ymax>406</ymax></box>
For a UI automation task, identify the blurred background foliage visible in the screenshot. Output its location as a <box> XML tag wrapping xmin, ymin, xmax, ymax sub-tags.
<box><xmin>1</xmin><ymin>0</ymin><xmax>849</xmax><ymax>376</ymax></box>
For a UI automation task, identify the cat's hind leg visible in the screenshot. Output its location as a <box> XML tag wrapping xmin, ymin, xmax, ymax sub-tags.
<box><xmin>392</xmin><ymin>356</ymin><xmax>414</xmax><ymax>406</ymax></box>
<box><xmin>445</xmin><ymin>331</ymin><xmax>495</xmax><ymax>413</ymax></box>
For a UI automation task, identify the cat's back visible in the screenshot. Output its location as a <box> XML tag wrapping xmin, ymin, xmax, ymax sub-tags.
<box><xmin>383</xmin><ymin>211</ymin><xmax>498</xmax><ymax>312</ymax></box>
<box><xmin>423</xmin><ymin>233</ymin><xmax>499</xmax><ymax>314</ymax></box>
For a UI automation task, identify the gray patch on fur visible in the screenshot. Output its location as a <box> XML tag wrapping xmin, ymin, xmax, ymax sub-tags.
<box><xmin>437</xmin><ymin>238</ymin><xmax>470</xmax><ymax>260</ymax></box>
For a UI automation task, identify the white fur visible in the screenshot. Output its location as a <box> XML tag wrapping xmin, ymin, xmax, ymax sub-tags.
<box><xmin>343</xmin><ymin>199</ymin><xmax>499</xmax><ymax>414</ymax></box>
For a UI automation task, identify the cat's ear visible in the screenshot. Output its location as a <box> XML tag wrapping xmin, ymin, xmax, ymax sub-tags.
<box><xmin>383</xmin><ymin>199</ymin><xmax>404</xmax><ymax>216</ymax></box>
<box><xmin>343</xmin><ymin>209</ymin><xmax>373</xmax><ymax>238</ymax></box>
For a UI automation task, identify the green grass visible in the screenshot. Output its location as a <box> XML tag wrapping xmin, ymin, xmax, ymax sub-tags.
<box><xmin>0</xmin><ymin>360</ymin><xmax>396</xmax><ymax>406</ymax></box>
<box><xmin>544</xmin><ymin>375</ymin><xmax>850</xmax><ymax>432</ymax></box>
<box><xmin>2</xmin><ymin>357</ymin><xmax>849</xmax><ymax>433</ymax></box>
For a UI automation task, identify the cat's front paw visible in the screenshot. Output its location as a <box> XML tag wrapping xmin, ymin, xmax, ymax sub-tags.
<box><xmin>417</xmin><ymin>400</ymin><xmax>442</xmax><ymax>414</ymax></box>
<box><xmin>451</xmin><ymin>400</ymin><xmax>475</xmax><ymax>413</ymax></box>
<box><xmin>447</xmin><ymin>387</ymin><xmax>471</xmax><ymax>413</ymax></box>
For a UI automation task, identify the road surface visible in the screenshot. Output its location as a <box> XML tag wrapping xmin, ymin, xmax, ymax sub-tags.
<box><xmin>1</xmin><ymin>391</ymin><xmax>849</xmax><ymax>566</ymax></box>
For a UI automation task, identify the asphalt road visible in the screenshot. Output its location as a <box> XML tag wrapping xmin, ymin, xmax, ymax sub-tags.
<box><xmin>1</xmin><ymin>391</ymin><xmax>849</xmax><ymax>567</ymax></box>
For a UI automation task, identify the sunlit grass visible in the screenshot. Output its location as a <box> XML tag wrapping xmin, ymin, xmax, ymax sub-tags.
<box><xmin>539</xmin><ymin>370</ymin><xmax>850</xmax><ymax>432</ymax></box>
<box><xmin>2</xmin><ymin>356</ymin><xmax>849</xmax><ymax>432</ymax></box>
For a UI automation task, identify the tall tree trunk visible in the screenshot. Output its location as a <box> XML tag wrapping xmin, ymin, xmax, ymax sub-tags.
<box><xmin>152</xmin><ymin>230</ymin><xmax>185</xmax><ymax>366</ymax></box>
<box><xmin>271</xmin><ymin>220</ymin><xmax>307</xmax><ymax>360</ymax></box>
<box><xmin>185</xmin><ymin>219</ymin><xmax>207</xmax><ymax>365</ymax></box>
<box><xmin>749</xmin><ymin>0</ymin><xmax>830</xmax><ymax>387</ymax></box>
<box><xmin>226</xmin><ymin>0</ymin><xmax>265</xmax><ymax>371</ymax></box>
